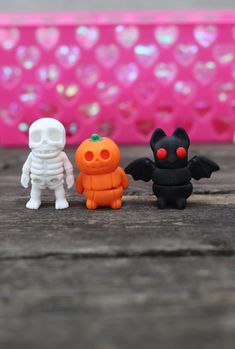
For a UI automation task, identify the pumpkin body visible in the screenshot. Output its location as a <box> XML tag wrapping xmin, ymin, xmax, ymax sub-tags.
<box><xmin>75</xmin><ymin>134</ymin><xmax>128</xmax><ymax>209</ymax></box>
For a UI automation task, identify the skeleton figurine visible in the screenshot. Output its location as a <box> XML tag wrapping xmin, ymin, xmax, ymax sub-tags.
<box><xmin>21</xmin><ymin>118</ymin><xmax>74</xmax><ymax>209</ymax></box>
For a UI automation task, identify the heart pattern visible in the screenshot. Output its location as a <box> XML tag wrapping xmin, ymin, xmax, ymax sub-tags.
<box><xmin>154</xmin><ymin>26</ymin><xmax>178</xmax><ymax>47</ymax></box>
<box><xmin>0</xmin><ymin>28</ymin><xmax>20</xmax><ymax>50</ymax></box>
<box><xmin>37</xmin><ymin>64</ymin><xmax>60</xmax><ymax>87</ymax></box>
<box><xmin>17</xmin><ymin>46</ymin><xmax>41</xmax><ymax>69</ymax></box>
<box><xmin>174</xmin><ymin>81</ymin><xmax>196</xmax><ymax>104</ymax></box>
<box><xmin>0</xmin><ymin>65</ymin><xmax>21</xmax><ymax>89</ymax></box>
<box><xmin>115</xmin><ymin>63</ymin><xmax>139</xmax><ymax>86</ymax></box>
<box><xmin>194</xmin><ymin>25</ymin><xmax>217</xmax><ymax>47</ymax></box>
<box><xmin>96</xmin><ymin>81</ymin><xmax>120</xmax><ymax>105</ymax></box>
<box><xmin>1</xmin><ymin>19</ymin><xmax>235</xmax><ymax>145</ymax></box>
<box><xmin>56</xmin><ymin>83</ymin><xmax>80</xmax><ymax>103</ymax></box>
<box><xmin>174</xmin><ymin>44</ymin><xmax>198</xmax><ymax>66</ymax></box>
<box><xmin>75</xmin><ymin>26</ymin><xmax>99</xmax><ymax>49</ymax></box>
<box><xmin>76</xmin><ymin>64</ymin><xmax>100</xmax><ymax>86</ymax></box>
<box><xmin>194</xmin><ymin>101</ymin><xmax>211</xmax><ymax>117</ymax></box>
<box><xmin>0</xmin><ymin>102</ymin><xmax>22</xmax><ymax>125</ymax></box>
<box><xmin>215</xmin><ymin>82</ymin><xmax>234</xmax><ymax>102</ymax></box>
<box><xmin>154</xmin><ymin>62</ymin><xmax>177</xmax><ymax>85</ymax></box>
<box><xmin>98</xmin><ymin>120</ymin><xmax>116</xmax><ymax>136</ymax></box>
<box><xmin>19</xmin><ymin>84</ymin><xmax>41</xmax><ymax>104</ymax></box>
<box><xmin>38</xmin><ymin>102</ymin><xmax>59</xmax><ymax>117</ymax></box>
<box><xmin>36</xmin><ymin>27</ymin><xmax>60</xmax><ymax>50</ymax></box>
<box><xmin>55</xmin><ymin>45</ymin><xmax>80</xmax><ymax>69</ymax></box>
<box><xmin>134</xmin><ymin>44</ymin><xmax>158</xmax><ymax>67</ymax></box>
<box><xmin>118</xmin><ymin>100</ymin><xmax>137</xmax><ymax>119</ymax></box>
<box><xmin>134</xmin><ymin>81</ymin><xmax>158</xmax><ymax>104</ymax></box>
<box><xmin>65</xmin><ymin>123</ymin><xmax>78</xmax><ymax>137</ymax></box>
<box><xmin>79</xmin><ymin>102</ymin><xmax>100</xmax><ymax>119</ymax></box>
<box><xmin>213</xmin><ymin>44</ymin><xmax>235</xmax><ymax>65</ymax></box>
<box><xmin>96</xmin><ymin>44</ymin><xmax>119</xmax><ymax>68</ymax></box>
<box><xmin>155</xmin><ymin>105</ymin><xmax>174</xmax><ymax>121</ymax></box>
<box><xmin>136</xmin><ymin>119</ymin><xmax>155</xmax><ymax>136</ymax></box>
<box><xmin>213</xmin><ymin>117</ymin><xmax>231</xmax><ymax>134</ymax></box>
<box><xmin>193</xmin><ymin>61</ymin><xmax>216</xmax><ymax>85</ymax></box>
<box><xmin>115</xmin><ymin>25</ymin><xmax>139</xmax><ymax>48</ymax></box>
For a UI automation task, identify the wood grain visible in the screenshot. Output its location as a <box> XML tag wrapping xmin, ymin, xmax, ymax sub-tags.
<box><xmin>0</xmin><ymin>145</ymin><xmax>234</xmax><ymax>348</ymax></box>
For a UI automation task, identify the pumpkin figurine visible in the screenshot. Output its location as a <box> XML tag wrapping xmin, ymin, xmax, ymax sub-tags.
<box><xmin>75</xmin><ymin>134</ymin><xmax>128</xmax><ymax>209</ymax></box>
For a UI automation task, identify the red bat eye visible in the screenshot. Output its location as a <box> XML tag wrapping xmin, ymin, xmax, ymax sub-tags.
<box><xmin>156</xmin><ymin>148</ymin><xmax>167</xmax><ymax>160</ymax></box>
<box><xmin>176</xmin><ymin>147</ymin><xmax>187</xmax><ymax>158</ymax></box>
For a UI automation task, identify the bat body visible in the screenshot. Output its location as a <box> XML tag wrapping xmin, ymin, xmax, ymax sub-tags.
<box><xmin>125</xmin><ymin>128</ymin><xmax>219</xmax><ymax>209</ymax></box>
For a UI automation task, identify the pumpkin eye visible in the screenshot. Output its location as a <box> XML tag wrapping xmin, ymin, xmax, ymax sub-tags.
<box><xmin>84</xmin><ymin>151</ymin><xmax>94</xmax><ymax>161</ymax></box>
<box><xmin>156</xmin><ymin>148</ymin><xmax>167</xmax><ymax>160</ymax></box>
<box><xmin>100</xmin><ymin>149</ymin><xmax>110</xmax><ymax>160</ymax></box>
<box><xmin>176</xmin><ymin>147</ymin><xmax>187</xmax><ymax>158</ymax></box>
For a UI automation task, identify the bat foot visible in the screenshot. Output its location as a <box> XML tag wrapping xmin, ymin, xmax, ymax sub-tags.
<box><xmin>157</xmin><ymin>197</ymin><xmax>167</xmax><ymax>209</ymax></box>
<box><xmin>176</xmin><ymin>198</ymin><xmax>186</xmax><ymax>210</ymax></box>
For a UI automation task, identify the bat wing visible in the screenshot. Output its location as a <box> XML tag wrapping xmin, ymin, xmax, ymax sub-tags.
<box><xmin>188</xmin><ymin>155</ymin><xmax>220</xmax><ymax>180</ymax></box>
<box><xmin>125</xmin><ymin>157</ymin><xmax>155</xmax><ymax>182</ymax></box>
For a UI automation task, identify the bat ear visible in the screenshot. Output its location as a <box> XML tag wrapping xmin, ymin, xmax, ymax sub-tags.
<box><xmin>150</xmin><ymin>128</ymin><xmax>166</xmax><ymax>149</ymax></box>
<box><xmin>173</xmin><ymin>127</ymin><xmax>190</xmax><ymax>147</ymax></box>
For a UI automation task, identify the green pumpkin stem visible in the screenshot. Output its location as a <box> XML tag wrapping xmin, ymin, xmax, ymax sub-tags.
<box><xmin>89</xmin><ymin>133</ymin><xmax>103</xmax><ymax>142</ymax></box>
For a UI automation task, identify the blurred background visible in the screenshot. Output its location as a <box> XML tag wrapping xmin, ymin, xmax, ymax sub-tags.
<box><xmin>1</xmin><ymin>0</ymin><xmax>235</xmax><ymax>146</ymax></box>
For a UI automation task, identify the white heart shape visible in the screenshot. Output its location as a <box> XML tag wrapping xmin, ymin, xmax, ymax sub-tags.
<box><xmin>174</xmin><ymin>43</ymin><xmax>198</xmax><ymax>66</ymax></box>
<box><xmin>36</xmin><ymin>27</ymin><xmax>60</xmax><ymax>50</ymax></box>
<box><xmin>154</xmin><ymin>26</ymin><xmax>178</xmax><ymax>47</ymax></box>
<box><xmin>193</xmin><ymin>61</ymin><xmax>216</xmax><ymax>84</ymax></box>
<box><xmin>96</xmin><ymin>44</ymin><xmax>119</xmax><ymax>68</ymax></box>
<box><xmin>134</xmin><ymin>44</ymin><xmax>158</xmax><ymax>68</ymax></box>
<box><xmin>213</xmin><ymin>44</ymin><xmax>235</xmax><ymax>65</ymax></box>
<box><xmin>17</xmin><ymin>46</ymin><xmax>41</xmax><ymax>69</ymax></box>
<box><xmin>96</xmin><ymin>81</ymin><xmax>120</xmax><ymax>105</ymax></box>
<box><xmin>55</xmin><ymin>45</ymin><xmax>80</xmax><ymax>69</ymax></box>
<box><xmin>76</xmin><ymin>64</ymin><xmax>100</xmax><ymax>86</ymax></box>
<box><xmin>174</xmin><ymin>80</ymin><xmax>196</xmax><ymax>104</ymax></box>
<box><xmin>0</xmin><ymin>28</ymin><xmax>20</xmax><ymax>50</ymax></box>
<box><xmin>115</xmin><ymin>63</ymin><xmax>139</xmax><ymax>86</ymax></box>
<box><xmin>0</xmin><ymin>65</ymin><xmax>21</xmax><ymax>89</ymax></box>
<box><xmin>37</xmin><ymin>64</ymin><xmax>60</xmax><ymax>87</ymax></box>
<box><xmin>115</xmin><ymin>25</ymin><xmax>139</xmax><ymax>48</ymax></box>
<box><xmin>194</xmin><ymin>25</ymin><xmax>217</xmax><ymax>47</ymax></box>
<box><xmin>75</xmin><ymin>26</ymin><xmax>99</xmax><ymax>49</ymax></box>
<box><xmin>154</xmin><ymin>62</ymin><xmax>177</xmax><ymax>85</ymax></box>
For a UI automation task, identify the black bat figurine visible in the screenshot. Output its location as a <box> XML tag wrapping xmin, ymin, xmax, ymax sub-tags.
<box><xmin>125</xmin><ymin>127</ymin><xmax>220</xmax><ymax>209</ymax></box>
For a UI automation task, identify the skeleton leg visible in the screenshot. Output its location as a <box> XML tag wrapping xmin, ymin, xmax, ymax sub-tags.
<box><xmin>26</xmin><ymin>184</ymin><xmax>42</xmax><ymax>209</ymax></box>
<box><xmin>54</xmin><ymin>184</ymin><xmax>69</xmax><ymax>209</ymax></box>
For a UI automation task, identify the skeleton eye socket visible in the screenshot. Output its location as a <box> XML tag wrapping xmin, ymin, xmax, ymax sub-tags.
<box><xmin>100</xmin><ymin>149</ymin><xmax>110</xmax><ymax>160</ymax></box>
<box><xmin>84</xmin><ymin>151</ymin><xmax>94</xmax><ymax>162</ymax></box>
<box><xmin>49</xmin><ymin>128</ymin><xmax>61</xmax><ymax>142</ymax></box>
<box><xmin>30</xmin><ymin>130</ymin><xmax>41</xmax><ymax>143</ymax></box>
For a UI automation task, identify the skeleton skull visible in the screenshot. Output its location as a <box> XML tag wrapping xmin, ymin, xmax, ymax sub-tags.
<box><xmin>29</xmin><ymin>118</ymin><xmax>65</xmax><ymax>158</ymax></box>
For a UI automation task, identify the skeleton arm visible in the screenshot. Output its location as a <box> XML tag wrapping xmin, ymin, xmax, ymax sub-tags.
<box><xmin>62</xmin><ymin>152</ymin><xmax>74</xmax><ymax>189</ymax></box>
<box><xmin>21</xmin><ymin>152</ymin><xmax>32</xmax><ymax>188</ymax></box>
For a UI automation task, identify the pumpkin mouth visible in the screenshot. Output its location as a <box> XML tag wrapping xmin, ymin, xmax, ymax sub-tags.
<box><xmin>89</xmin><ymin>162</ymin><xmax>110</xmax><ymax>169</ymax></box>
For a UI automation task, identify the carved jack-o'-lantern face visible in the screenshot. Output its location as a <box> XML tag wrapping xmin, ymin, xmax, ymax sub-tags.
<box><xmin>75</xmin><ymin>134</ymin><xmax>120</xmax><ymax>174</ymax></box>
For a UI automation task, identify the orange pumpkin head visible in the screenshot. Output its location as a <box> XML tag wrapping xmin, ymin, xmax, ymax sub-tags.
<box><xmin>75</xmin><ymin>134</ymin><xmax>121</xmax><ymax>175</ymax></box>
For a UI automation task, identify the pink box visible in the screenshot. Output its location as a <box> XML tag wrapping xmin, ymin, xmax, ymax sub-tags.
<box><xmin>0</xmin><ymin>11</ymin><xmax>235</xmax><ymax>146</ymax></box>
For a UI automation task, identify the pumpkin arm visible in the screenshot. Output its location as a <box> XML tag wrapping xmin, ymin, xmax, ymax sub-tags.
<box><xmin>76</xmin><ymin>173</ymin><xmax>84</xmax><ymax>193</ymax></box>
<box><xmin>117</xmin><ymin>167</ymin><xmax>128</xmax><ymax>189</ymax></box>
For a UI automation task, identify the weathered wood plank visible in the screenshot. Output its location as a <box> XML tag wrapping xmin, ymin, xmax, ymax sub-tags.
<box><xmin>0</xmin><ymin>257</ymin><xmax>235</xmax><ymax>349</ymax></box>
<box><xmin>0</xmin><ymin>145</ymin><xmax>234</xmax><ymax>258</ymax></box>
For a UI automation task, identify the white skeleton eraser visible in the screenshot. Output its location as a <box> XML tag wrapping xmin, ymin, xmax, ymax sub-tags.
<box><xmin>21</xmin><ymin>117</ymin><xmax>74</xmax><ymax>209</ymax></box>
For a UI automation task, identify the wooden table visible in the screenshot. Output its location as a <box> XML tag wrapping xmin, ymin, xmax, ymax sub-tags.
<box><xmin>0</xmin><ymin>144</ymin><xmax>235</xmax><ymax>349</ymax></box>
